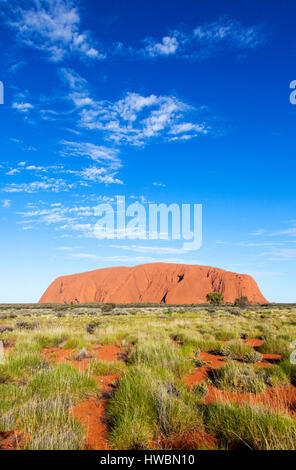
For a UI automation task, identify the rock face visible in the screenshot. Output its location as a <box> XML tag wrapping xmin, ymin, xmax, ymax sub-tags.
<box><xmin>39</xmin><ymin>263</ymin><xmax>267</xmax><ymax>305</ymax></box>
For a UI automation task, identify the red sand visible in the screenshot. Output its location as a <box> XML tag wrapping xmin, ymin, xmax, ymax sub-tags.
<box><xmin>71</xmin><ymin>374</ymin><xmax>120</xmax><ymax>450</ymax></box>
<box><xmin>39</xmin><ymin>262</ymin><xmax>267</xmax><ymax>305</ymax></box>
<box><xmin>186</xmin><ymin>352</ymin><xmax>228</xmax><ymax>388</ymax></box>
<box><xmin>0</xmin><ymin>431</ymin><xmax>25</xmax><ymax>450</ymax></box>
<box><xmin>185</xmin><ymin>345</ymin><xmax>296</xmax><ymax>417</ymax></box>
<box><xmin>242</xmin><ymin>339</ymin><xmax>264</xmax><ymax>348</ymax></box>
<box><xmin>42</xmin><ymin>343</ymin><xmax>124</xmax><ymax>450</ymax></box>
<box><xmin>43</xmin><ymin>344</ymin><xmax>122</xmax><ymax>371</ymax></box>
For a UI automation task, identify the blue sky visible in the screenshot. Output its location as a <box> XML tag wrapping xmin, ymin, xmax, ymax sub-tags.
<box><xmin>0</xmin><ymin>0</ymin><xmax>296</xmax><ymax>303</ymax></box>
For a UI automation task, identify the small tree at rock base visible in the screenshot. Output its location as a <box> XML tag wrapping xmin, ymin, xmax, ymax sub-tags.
<box><xmin>234</xmin><ymin>296</ymin><xmax>250</xmax><ymax>307</ymax></box>
<box><xmin>206</xmin><ymin>292</ymin><xmax>224</xmax><ymax>305</ymax></box>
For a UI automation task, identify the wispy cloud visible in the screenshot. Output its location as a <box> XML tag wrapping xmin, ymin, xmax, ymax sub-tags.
<box><xmin>249</xmin><ymin>229</ymin><xmax>266</xmax><ymax>236</ymax></box>
<box><xmin>60</xmin><ymin>141</ymin><xmax>123</xmax><ymax>184</ymax></box>
<box><xmin>3</xmin><ymin>178</ymin><xmax>74</xmax><ymax>193</ymax></box>
<box><xmin>12</xmin><ymin>101</ymin><xmax>34</xmax><ymax>113</ymax></box>
<box><xmin>131</xmin><ymin>16</ymin><xmax>268</xmax><ymax>60</ymax></box>
<box><xmin>72</xmin><ymin>90</ymin><xmax>210</xmax><ymax>146</ymax></box>
<box><xmin>1</xmin><ymin>199</ymin><xmax>11</xmax><ymax>208</ymax></box>
<box><xmin>68</xmin><ymin>252</ymin><xmax>194</xmax><ymax>265</ymax></box>
<box><xmin>260</xmin><ymin>248</ymin><xmax>296</xmax><ymax>260</ymax></box>
<box><xmin>269</xmin><ymin>228</ymin><xmax>296</xmax><ymax>237</ymax></box>
<box><xmin>60</xmin><ymin>141</ymin><xmax>121</xmax><ymax>168</ymax></box>
<box><xmin>108</xmin><ymin>244</ymin><xmax>188</xmax><ymax>255</ymax></box>
<box><xmin>5</xmin><ymin>0</ymin><xmax>104</xmax><ymax>62</ymax></box>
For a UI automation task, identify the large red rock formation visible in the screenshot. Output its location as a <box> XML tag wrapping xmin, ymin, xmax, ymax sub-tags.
<box><xmin>39</xmin><ymin>263</ymin><xmax>267</xmax><ymax>305</ymax></box>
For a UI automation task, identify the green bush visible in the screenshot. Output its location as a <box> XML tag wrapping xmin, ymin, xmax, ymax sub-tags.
<box><xmin>244</xmin><ymin>351</ymin><xmax>263</xmax><ymax>364</ymax></box>
<box><xmin>192</xmin><ymin>381</ymin><xmax>208</xmax><ymax>399</ymax></box>
<box><xmin>129</xmin><ymin>341</ymin><xmax>193</xmax><ymax>378</ymax></box>
<box><xmin>262</xmin><ymin>365</ymin><xmax>289</xmax><ymax>387</ymax></box>
<box><xmin>204</xmin><ymin>402</ymin><xmax>296</xmax><ymax>450</ymax></box>
<box><xmin>108</xmin><ymin>366</ymin><xmax>203</xmax><ymax>450</ymax></box>
<box><xmin>212</xmin><ymin>363</ymin><xmax>266</xmax><ymax>393</ymax></box>
<box><xmin>101</xmin><ymin>303</ymin><xmax>116</xmax><ymax>313</ymax></box>
<box><xmin>234</xmin><ymin>296</ymin><xmax>250</xmax><ymax>307</ymax></box>
<box><xmin>259</xmin><ymin>339</ymin><xmax>289</xmax><ymax>355</ymax></box>
<box><xmin>215</xmin><ymin>330</ymin><xmax>239</xmax><ymax>341</ymax></box>
<box><xmin>220</xmin><ymin>340</ymin><xmax>253</xmax><ymax>360</ymax></box>
<box><xmin>206</xmin><ymin>292</ymin><xmax>224</xmax><ymax>305</ymax></box>
<box><xmin>279</xmin><ymin>355</ymin><xmax>296</xmax><ymax>385</ymax></box>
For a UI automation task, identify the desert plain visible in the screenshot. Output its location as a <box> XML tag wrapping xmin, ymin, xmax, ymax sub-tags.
<box><xmin>1</xmin><ymin>300</ymin><xmax>296</xmax><ymax>450</ymax></box>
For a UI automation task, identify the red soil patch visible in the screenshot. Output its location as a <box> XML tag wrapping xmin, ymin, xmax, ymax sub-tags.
<box><xmin>43</xmin><ymin>344</ymin><xmax>122</xmax><ymax>371</ymax></box>
<box><xmin>204</xmin><ymin>384</ymin><xmax>296</xmax><ymax>415</ymax></box>
<box><xmin>185</xmin><ymin>344</ymin><xmax>296</xmax><ymax>417</ymax></box>
<box><xmin>43</xmin><ymin>343</ymin><xmax>124</xmax><ymax>450</ymax></box>
<box><xmin>261</xmin><ymin>353</ymin><xmax>282</xmax><ymax>362</ymax></box>
<box><xmin>152</xmin><ymin>430</ymin><xmax>217</xmax><ymax>450</ymax></box>
<box><xmin>185</xmin><ymin>352</ymin><xmax>227</xmax><ymax>388</ymax></box>
<box><xmin>0</xmin><ymin>431</ymin><xmax>25</xmax><ymax>450</ymax></box>
<box><xmin>242</xmin><ymin>338</ymin><xmax>263</xmax><ymax>348</ymax></box>
<box><xmin>71</xmin><ymin>374</ymin><xmax>120</xmax><ymax>450</ymax></box>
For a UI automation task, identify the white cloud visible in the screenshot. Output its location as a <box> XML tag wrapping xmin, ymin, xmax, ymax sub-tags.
<box><xmin>56</xmin><ymin>245</ymin><xmax>82</xmax><ymax>250</ymax></box>
<box><xmin>69</xmin><ymin>252</ymin><xmax>193</xmax><ymax>265</ymax></box>
<box><xmin>79</xmin><ymin>166</ymin><xmax>123</xmax><ymax>185</ymax></box>
<box><xmin>109</xmin><ymin>244</ymin><xmax>188</xmax><ymax>255</ymax></box>
<box><xmin>249</xmin><ymin>229</ymin><xmax>266</xmax><ymax>236</ymax></box>
<box><xmin>3</xmin><ymin>178</ymin><xmax>74</xmax><ymax>193</ymax></box>
<box><xmin>269</xmin><ymin>228</ymin><xmax>296</xmax><ymax>237</ymax></box>
<box><xmin>138</xmin><ymin>16</ymin><xmax>267</xmax><ymax>60</ymax></box>
<box><xmin>152</xmin><ymin>182</ymin><xmax>166</xmax><ymax>187</ymax></box>
<box><xmin>7</xmin><ymin>0</ymin><xmax>104</xmax><ymax>62</ymax></box>
<box><xmin>12</xmin><ymin>102</ymin><xmax>34</xmax><ymax>113</ymax></box>
<box><xmin>144</xmin><ymin>36</ymin><xmax>179</xmax><ymax>57</ymax></box>
<box><xmin>193</xmin><ymin>17</ymin><xmax>266</xmax><ymax>49</ymax></box>
<box><xmin>6</xmin><ymin>168</ymin><xmax>20</xmax><ymax>175</ymax></box>
<box><xmin>1</xmin><ymin>199</ymin><xmax>11</xmax><ymax>208</ymax></box>
<box><xmin>61</xmin><ymin>141</ymin><xmax>121</xmax><ymax>168</ymax></box>
<box><xmin>260</xmin><ymin>249</ymin><xmax>296</xmax><ymax>261</ymax></box>
<box><xmin>75</xmin><ymin>91</ymin><xmax>209</xmax><ymax>146</ymax></box>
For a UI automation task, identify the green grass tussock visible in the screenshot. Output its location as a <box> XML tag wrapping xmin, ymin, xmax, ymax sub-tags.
<box><xmin>204</xmin><ymin>402</ymin><xmax>296</xmax><ymax>450</ymax></box>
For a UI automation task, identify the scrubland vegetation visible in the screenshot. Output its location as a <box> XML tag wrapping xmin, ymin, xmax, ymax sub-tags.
<box><xmin>1</xmin><ymin>302</ymin><xmax>296</xmax><ymax>450</ymax></box>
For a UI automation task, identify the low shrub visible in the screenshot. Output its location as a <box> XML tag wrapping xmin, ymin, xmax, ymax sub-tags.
<box><xmin>129</xmin><ymin>341</ymin><xmax>193</xmax><ymax>378</ymax></box>
<box><xmin>244</xmin><ymin>351</ymin><xmax>263</xmax><ymax>364</ymax></box>
<box><xmin>192</xmin><ymin>381</ymin><xmax>208</xmax><ymax>399</ymax></box>
<box><xmin>0</xmin><ymin>326</ymin><xmax>14</xmax><ymax>333</ymax></box>
<box><xmin>212</xmin><ymin>363</ymin><xmax>266</xmax><ymax>393</ymax></box>
<box><xmin>259</xmin><ymin>339</ymin><xmax>289</xmax><ymax>355</ymax></box>
<box><xmin>101</xmin><ymin>303</ymin><xmax>116</xmax><ymax>313</ymax></box>
<box><xmin>279</xmin><ymin>355</ymin><xmax>296</xmax><ymax>385</ymax></box>
<box><xmin>204</xmin><ymin>402</ymin><xmax>296</xmax><ymax>450</ymax></box>
<box><xmin>108</xmin><ymin>366</ymin><xmax>203</xmax><ymax>450</ymax></box>
<box><xmin>234</xmin><ymin>296</ymin><xmax>250</xmax><ymax>307</ymax></box>
<box><xmin>206</xmin><ymin>292</ymin><xmax>224</xmax><ymax>305</ymax></box>
<box><xmin>87</xmin><ymin>360</ymin><xmax>127</xmax><ymax>376</ymax></box>
<box><xmin>215</xmin><ymin>330</ymin><xmax>239</xmax><ymax>341</ymax></box>
<box><xmin>220</xmin><ymin>340</ymin><xmax>253</xmax><ymax>360</ymax></box>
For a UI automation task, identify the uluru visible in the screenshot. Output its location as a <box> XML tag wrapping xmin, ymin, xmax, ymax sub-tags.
<box><xmin>39</xmin><ymin>263</ymin><xmax>267</xmax><ymax>305</ymax></box>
